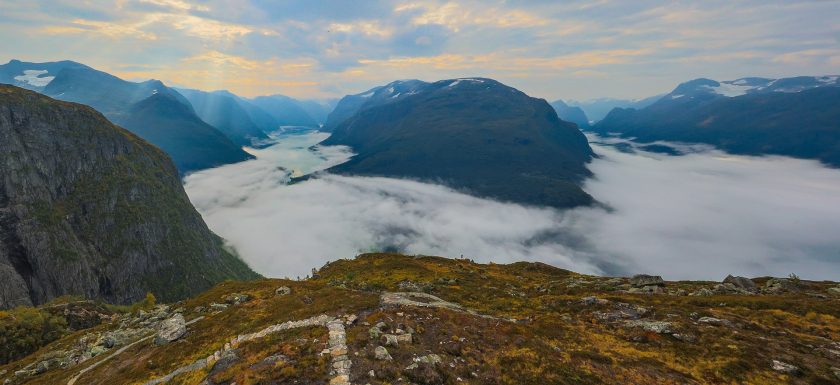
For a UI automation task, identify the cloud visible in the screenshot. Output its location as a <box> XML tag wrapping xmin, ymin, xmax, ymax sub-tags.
<box><xmin>2</xmin><ymin>0</ymin><xmax>839</xmax><ymax>101</ymax></box>
<box><xmin>571</xmin><ymin>138</ymin><xmax>840</xmax><ymax>280</ymax></box>
<box><xmin>184</xmin><ymin>132</ymin><xmax>840</xmax><ymax>281</ymax></box>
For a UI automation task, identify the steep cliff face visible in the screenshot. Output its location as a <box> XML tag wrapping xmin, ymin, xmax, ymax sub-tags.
<box><xmin>0</xmin><ymin>85</ymin><xmax>258</xmax><ymax>309</ymax></box>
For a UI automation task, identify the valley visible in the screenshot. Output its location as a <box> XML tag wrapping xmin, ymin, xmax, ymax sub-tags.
<box><xmin>184</xmin><ymin>129</ymin><xmax>840</xmax><ymax>281</ymax></box>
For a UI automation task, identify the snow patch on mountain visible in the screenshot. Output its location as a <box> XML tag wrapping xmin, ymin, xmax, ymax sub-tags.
<box><xmin>14</xmin><ymin>69</ymin><xmax>55</xmax><ymax>87</ymax></box>
<box><xmin>447</xmin><ymin>78</ymin><xmax>485</xmax><ymax>88</ymax></box>
<box><xmin>703</xmin><ymin>82</ymin><xmax>756</xmax><ymax>97</ymax></box>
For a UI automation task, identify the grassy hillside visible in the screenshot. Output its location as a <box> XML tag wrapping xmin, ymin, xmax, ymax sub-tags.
<box><xmin>2</xmin><ymin>253</ymin><xmax>839</xmax><ymax>384</ymax></box>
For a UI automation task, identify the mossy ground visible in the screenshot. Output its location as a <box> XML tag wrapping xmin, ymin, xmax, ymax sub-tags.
<box><xmin>2</xmin><ymin>253</ymin><xmax>839</xmax><ymax>384</ymax></box>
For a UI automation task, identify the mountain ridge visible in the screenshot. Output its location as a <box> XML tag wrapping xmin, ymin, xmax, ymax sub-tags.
<box><xmin>593</xmin><ymin>75</ymin><xmax>840</xmax><ymax>166</ymax></box>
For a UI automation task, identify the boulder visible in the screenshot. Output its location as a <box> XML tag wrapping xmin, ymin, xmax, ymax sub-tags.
<box><xmin>374</xmin><ymin>346</ymin><xmax>392</xmax><ymax>360</ymax></box>
<box><xmin>154</xmin><ymin>314</ymin><xmax>186</xmax><ymax>345</ymax></box>
<box><xmin>771</xmin><ymin>360</ymin><xmax>800</xmax><ymax>375</ymax></box>
<box><xmin>764</xmin><ymin>278</ymin><xmax>799</xmax><ymax>294</ymax></box>
<box><xmin>275</xmin><ymin>286</ymin><xmax>292</xmax><ymax>296</ymax></box>
<box><xmin>723</xmin><ymin>275</ymin><xmax>757</xmax><ymax>291</ymax></box>
<box><xmin>222</xmin><ymin>293</ymin><xmax>251</xmax><ymax>305</ymax></box>
<box><xmin>698</xmin><ymin>317</ymin><xmax>735</xmax><ymax>327</ymax></box>
<box><xmin>630</xmin><ymin>274</ymin><xmax>665</xmax><ymax>288</ymax></box>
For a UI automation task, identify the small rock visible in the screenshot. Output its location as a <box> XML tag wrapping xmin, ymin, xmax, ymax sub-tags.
<box><xmin>374</xmin><ymin>346</ymin><xmax>392</xmax><ymax>360</ymax></box>
<box><xmin>827</xmin><ymin>286</ymin><xmax>840</xmax><ymax>296</ymax></box>
<box><xmin>831</xmin><ymin>367</ymin><xmax>840</xmax><ymax>380</ymax></box>
<box><xmin>689</xmin><ymin>288</ymin><xmax>714</xmax><ymax>296</ymax></box>
<box><xmin>209</xmin><ymin>303</ymin><xmax>229</xmax><ymax>311</ymax></box>
<box><xmin>580</xmin><ymin>296</ymin><xmax>609</xmax><ymax>305</ymax></box>
<box><xmin>672</xmin><ymin>333</ymin><xmax>697</xmax><ymax>343</ymax></box>
<box><xmin>630</xmin><ymin>274</ymin><xmax>665</xmax><ymax>288</ymax></box>
<box><xmin>382</xmin><ymin>334</ymin><xmax>399</xmax><ymax>347</ymax></box>
<box><xmin>625</xmin><ymin>320</ymin><xmax>673</xmax><ymax>334</ymax></box>
<box><xmin>275</xmin><ymin>286</ymin><xmax>292</xmax><ymax>296</ymax></box>
<box><xmin>369</xmin><ymin>324</ymin><xmax>384</xmax><ymax>340</ymax></box>
<box><xmin>154</xmin><ymin>314</ymin><xmax>186</xmax><ymax>345</ymax></box>
<box><xmin>698</xmin><ymin>316</ymin><xmax>735</xmax><ymax>327</ymax></box>
<box><xmin>369</xmin><ymin>369</ymin><xmax>375</xmax><ymax>377</ymax></box>
<box><xmin>222</xmin><ymin>293</ymin><xmax>251</xmax><ymax>305</ymax></box>
<box><xmin>414</xmin><ymin>354</ymin><xmax>442</xmax><ymax>365</ymax></box>
<box><xmin>771</xmin><ymin>360</ymin><xmax>800</xmax><ymax>375</ymax></box>
<box><xmin>628</xmin><ymin>285</ymin><xmax>665</xmax><ymax>294</ymax></box>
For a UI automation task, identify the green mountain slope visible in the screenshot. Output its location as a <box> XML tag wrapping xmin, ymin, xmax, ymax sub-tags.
<box><xmin>0</xmin><ymin>85</ymin><xmax>258</xmax><ymax>310</ymax></box>
<box><xmin>321</xmin><ymin>78</ymin><xmax>595</xmax><ymax>208</ymax></box>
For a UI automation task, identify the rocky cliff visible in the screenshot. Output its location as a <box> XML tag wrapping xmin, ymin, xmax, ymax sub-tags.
<box><xmin>0</xmin><ymin>85</ymin><xmax>258</xmax><ymax>309</ymax></box>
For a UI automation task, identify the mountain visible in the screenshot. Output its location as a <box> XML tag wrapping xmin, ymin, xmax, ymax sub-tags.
<box><xmin>320</xmin><ymin>78</ymin><xmax>595</xmax><ymax>208</ymax></box>
<box><xmin>323</xmin><ymin>79</ymin><xmax>426</xmax><ymax>132</ymax></box>
<box><xmin>174</xmin><ymin>88</ymin><xmax>271</xmax><ymax>147</ymax></box>
<box><xmin>593</xmin><ymin>75</ymin><xmax>840</xmax><ymax>166</ymax></box>
<box><xmin>0</xmin><ymin>85</ymin><xmax>258</xmax><ymax>310</ymax></box>
<box><xmin>117</xmin><ymin>92</ymin><xmax>259</xmax><ymax>172</ymax></box>
<box><xmin>0</xmin><ymin>59</ymin><xmax>90</xmax><ymax>91</ymax></box>
<box><xmin>567</xmin><ymin>95</ymin><xmax>663</xmax><ymax>122</ymax></box>
<box><xmin>249</xmin><ymin>94</ymin><xmax>321</xmax><ymax>127</ymax></box>
<box><xmin>0</xmin><ymin>60</ymin><xmax>252</xmax><ymax>174</ymax></box>
<box><xmin>294</xmin><ymin>99</ymin><xmax>333</xmax><ymax>125</ymax></box>
<box><xmin>550</xmin><ymin>99</ymin><xmax>590</xmax><ymax>128</ymax></box>
<box><xmin>3</xmin><ymin>252</ymin><xmax>840</xmax><ymax>384</ymax></box>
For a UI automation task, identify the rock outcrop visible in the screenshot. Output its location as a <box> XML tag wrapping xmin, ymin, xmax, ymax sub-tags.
<box><xmin>0</xmin><ymin>85</ymin><xmax>258</xmax><ymax>309</ymax></box>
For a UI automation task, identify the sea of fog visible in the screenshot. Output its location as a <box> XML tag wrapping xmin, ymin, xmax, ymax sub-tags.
<box><xmin>184</xmin><ymin>128</ymin><xmax>840</xmax><ymax>281</ymax></box>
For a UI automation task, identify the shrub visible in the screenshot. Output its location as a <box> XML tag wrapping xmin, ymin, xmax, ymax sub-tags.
<box><xmin>0</xmin><ymin>307</ymin><xmax>68</xmax><ymax>364</ymax></box>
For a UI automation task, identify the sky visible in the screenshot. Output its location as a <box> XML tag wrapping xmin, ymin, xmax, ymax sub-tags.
<box><xmin>185</xmin><ymin>131</ymin><xmax>840</xmax><ymax>281</ymax></box>
<box><xmin>2</xmin><ymin>0</ymin><xmax>839</xmax><ymax>101</ymax></box>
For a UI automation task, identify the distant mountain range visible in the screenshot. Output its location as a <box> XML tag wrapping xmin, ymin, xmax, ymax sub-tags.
<box><xmin>567</xmin><ymin>95</ymin><xmax>663</xmax><ymax>122</ymax></box>
<box><xmin>174</xmin><ymin>88</ymin><xmax>272</xmax><ymax>147</ymax></box>
<box><xmin>0</xmin><ymin>59</ymin><xmax>332</xmax><ymax>174</ymax></box>
<box><xmin>249</xmin><ymin>94</ymin><xmax>332</xmax><ymax>128</ymax></box>
<box><xmin>593</xmin><ymin>75</ymin><xmax>840</xmax><ymax>167</ymax></box>
<box><xmin>0</xmin><ymin>85</ymin><xmax>257</xmax><ymax>309</ymax></box>
<box><xmin>550</xmin><ymin>99</ymin><xmax>590</xmax><ymax>128</ymax></box>
<box><xmin>0</xmin><ymin>60</ymin><xmax>253</xmax><ymax>174</ymax></box>
<box><xmin>321</xmin><ymin>78</ymin><xmax>595</xmax><ymax>208</ymax></box>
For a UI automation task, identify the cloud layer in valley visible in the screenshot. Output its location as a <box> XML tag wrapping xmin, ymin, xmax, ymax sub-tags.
<box><xmin>1</xmin><ymin>0</ymin><xmax>839</xmax><ymax>100</ymax></box>
<box><xmin>185</xmin><ymin>132</ymin><xmax>840</xmax><ymax>281</ymax></box>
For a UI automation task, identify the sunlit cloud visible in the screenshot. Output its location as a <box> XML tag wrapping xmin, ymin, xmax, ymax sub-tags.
<box><xmin>2</xmin><ymin>0</ymin><xmax>839</xmax><ymax>100</ymax></box>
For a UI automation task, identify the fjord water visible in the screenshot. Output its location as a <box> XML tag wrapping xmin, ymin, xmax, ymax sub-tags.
<box><xmin>184</xmin><ymin>129</ymin><xmax>840</xmax><ymax>281</ymax></box>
